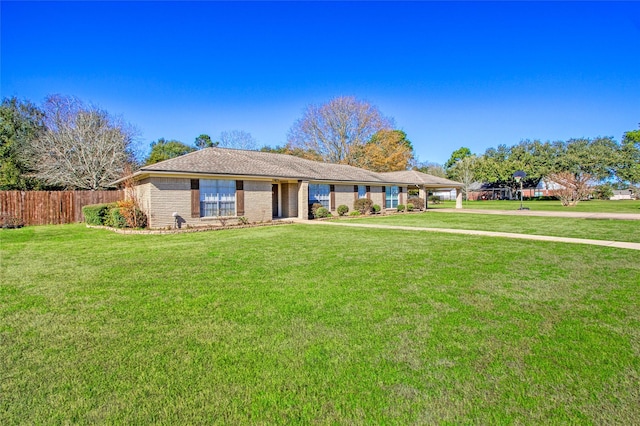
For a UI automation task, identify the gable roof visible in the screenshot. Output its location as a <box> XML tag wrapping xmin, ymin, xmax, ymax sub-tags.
<box><xmin>126</xmin><ymin>147</ymin><xmax>461</xmax><ymax>187</ymax></box>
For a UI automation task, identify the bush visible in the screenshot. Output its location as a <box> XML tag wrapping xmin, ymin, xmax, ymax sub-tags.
<box><xmin>116</xmin><ymin>200</ymin><xmax>147</xmax><ymax>229</ymax></box>
<box><xmin>105</xmin><ymin>206</ymin><xmax>127</xmax><ymax>228</ymax></box>
<box><xmin>310</xmin><ymin>203</ymin><xmax>323</xmax><ymax>218</ymax></box>
<box><xmin>407</xmin><ymin>196</ymin><xmax>424</xmax><ymax>210</ymax></box>
<box><xmin>82</xmin><ymin>203</ymin><xmax>114</xmax><ymax>225</ymax></box>
<box><xmin>372</xmin><ymin>204</ymin><xmax>381</xmax><ymax>213</ymax></box>
<box><xmin>314</xmin><ymin>207</ymin><xmax>331</xmax><ymax>218</ymax></box>
<box><xmin>337</xmin><ymin>205</ymin><xmax>349</xmax><ymax>216</ymax></box>
<box><xmin>349</xmin><ymin>211</ymin><xmax>361</xmax><ymax>216</ymax></box>
<box><xmin>406</xmin><ymin>203</ymin><xmax>414</xmax><ymax>211</ymax></box>
<box><xmin>428</xmin><ymin>195</ymin><xmax>441</xmax><ymax>204</ymax></box>
<box><xmin>397</xmin><ymin>204</ymin><xmax>405</xmax><ymax>212</ymax></box>
<box><xmin>354</xmin><ymin>198</ymin><xmax>373</xmax><ymax>215</ymax></box>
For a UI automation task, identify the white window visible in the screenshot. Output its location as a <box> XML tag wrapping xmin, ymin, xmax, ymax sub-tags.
<box><xmin>358</xmin><ymin>185</ymin><xmax>367</xmax><ymax>199</ymax></box>
<box><xmin>385</xmin><ymin>186</ymin><xmax>399</xmax><ymax>208</ymax></box>
<box><xmin>309</xmin><ymin>184</ymin><xmax>330</xmax><ymax>209</ymax></box>
<box><xmin>200</xmin><ymin>179</ymin><xmax>236</xmax><ymax>217</ymax></box>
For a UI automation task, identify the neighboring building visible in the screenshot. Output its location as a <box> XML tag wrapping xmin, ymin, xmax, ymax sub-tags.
<box><xmin>610</xmin><ymin>189</ymin><xmax>633</xmax><ymax>200</ymax></box>
<box><xmin>118</xmin><ymin>148</ymin><xmax>463</xmax><ymax>229</ymax></box>
<box><xmin>467</xmin><ymin>178</ymin><xmax>565</xmax><ymax>201</ymax></box>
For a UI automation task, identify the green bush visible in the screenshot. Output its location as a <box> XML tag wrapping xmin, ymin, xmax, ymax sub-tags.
<box><xmin>354</xmin><ymin>198</ymin><xmax>373</xmax><ymax>215</ymax></box>
<box><xmin>349</xmin><ymin>211</ymin><xmax>361</xmax><ymax>216</ymax></box>
<box><xmin>406</xmin><ymin>203</ymin><xmax>414</xmax><ymax>211</ymax></box>
<box><xmin>310</xmin><ymin>203</ymin><xmax>323</xmax><ymax>218</ymax></box>
<box><xmin>314</xmin><ymin>207</ymin><xmax>331</xmax><ymax>218</ymax></box>
<box><xmin>428</xmin><ymin>195</ymin><xmax>441</xmax><ymax>204</ymax></box>
<box><xmin>105</xmin><ymin>206</ymin><xmax>127</xmax><ymax>228</ymax></box>
<box><xmin>397</xmin><ymin>204</ymin><xmax>405</xmax><ymax>212</ymax></box>
<box><xmin>82</xmin><ymin>203</ymin><xmax>116</xmax><ymax>225</ymax></box>
<box><xmin>372</xmin><ymin>204</ymin><xmax>381</xmax><ymax>213</ymax></box>
<box><xmin>337</xmin><ymin>205</ymin><xmax>349</xmax><ymax>216</ymax></box>
<box><xmin>407</xmin><ymin>196</ymin><xmax>424</xmax><ymax>210</ymax></box>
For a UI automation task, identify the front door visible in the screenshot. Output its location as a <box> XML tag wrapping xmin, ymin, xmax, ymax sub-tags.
<box><xmin>272</xmin><ymin>184</ymin><xmax>279</xmax><ymax>218</ymax></box>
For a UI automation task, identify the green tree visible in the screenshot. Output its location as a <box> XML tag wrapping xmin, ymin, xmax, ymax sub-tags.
<box><xmin>194</xmin><ymin>134</ymin><xmax>216</xmax><ymax>149</ymax></box>
<box><xmin>145</xmin><ymin>138</ymin><xmax>195</xmax><ymax>165</ymax></box>
<box><xmin>0</xmin><ymin>97</ymin><xmax>47</xmax><ymax>189</ymax></box>
<box><xmin>618</xmin><ymin>126</ymin><xmax>640</xmax><ymax>186</ymax></box>
<box><xmin>444</xmin><ymin>147</ymin><xmax>472</xmax><ymax>172</ymax></box>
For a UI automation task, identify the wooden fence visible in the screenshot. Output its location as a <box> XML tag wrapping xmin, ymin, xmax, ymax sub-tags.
<box><xmin>0</xmin><ymin>190</ymin><xmax>124</xmax><ymax>226</ymax></box>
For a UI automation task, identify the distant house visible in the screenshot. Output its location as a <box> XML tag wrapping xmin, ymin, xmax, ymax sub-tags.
<box><xmin>467</xmin><ymin>178</ymin><xmax>565</xmax><ymax>201</ymax></box>
<box><xmin>117</xmin><ymin>148</ymin><xmax>464</xmax><ymax>229</ymax></box>
<box><xmin>610</xmin><ymin>189</ymin><xmax>633</xmax><ymax>200</ymax></box>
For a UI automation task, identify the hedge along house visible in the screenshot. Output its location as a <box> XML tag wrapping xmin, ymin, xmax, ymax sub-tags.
<box><xmin>118</xmin><ymin>148</ymin><xmax>463</xmax><ymax>229</ymax></box>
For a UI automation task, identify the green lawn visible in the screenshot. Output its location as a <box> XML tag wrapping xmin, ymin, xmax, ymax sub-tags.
<box><xmin>430</xmin><ymin>199</ymin><xmax>640</xmax><ymax>213</ymax></box>
<box><xmin>2</xmin><ymin>224</ymin><xmax>639</xmax><ymax>424</ymax></box>
<box><xmin>342</xmin><ymin>211</ymin><xmax>640</xmax><ymax>243</ymax></box>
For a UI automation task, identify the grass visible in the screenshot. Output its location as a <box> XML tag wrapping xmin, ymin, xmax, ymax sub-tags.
<box><xmin>1</xmin><ymin>223</ymin><xmax>639</xmax><ymax>424</ymax></box>
<box><xmin>429</xmin><ymin>199</ymin><xmax>640</xmax><ymax>213</ymax></box>
<box><xmin>341</xmin><ymin>211</ymin><xmax>640</xmax><ymax>243</ymax></box>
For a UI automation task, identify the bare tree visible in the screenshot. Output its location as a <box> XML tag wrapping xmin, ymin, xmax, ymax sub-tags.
<box><xmin>31</xmin><ymin>95</ymin><xmax>137</xmax><ymax>190</ymax></box>
<box><xmin>219</xmin><ymin>130</ymin><xmax>258</xmax><ymax>150</ymax></box>
<box><xmin>288</xmin><ymin>96</ymin><xmax>394</xmax><ymax>165</ymax></box>
<box><xmin>547</xmin><ymin>171</ymin><xmax>592</xmax><ymax>206</ymax></box>
<box><xmin>451</xmin><ymin>156</ymin><xmax>477</xmax><ymax>200</ymax></box>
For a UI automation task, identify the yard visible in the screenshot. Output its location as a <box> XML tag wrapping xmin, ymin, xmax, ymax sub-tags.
<box><xmin>429</xmin><ymin>199</ymin><xmax>640</xmax><ymax>213</ymax></box>
<box><xmin>1</xmin><ymin>222</ymin><xmax>639</xmax><ymax>424</ymax></box>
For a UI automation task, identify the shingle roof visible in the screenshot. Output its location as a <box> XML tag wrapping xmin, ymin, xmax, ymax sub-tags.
<box><xmin>137</xmin><ymin>147</ymin><xmax>460</xmax><ymax>186</ymax></box>
<box><xmin>378</xmin><ymin>170</ymin><xmax>463</xmax><ymax>187</ymax></box>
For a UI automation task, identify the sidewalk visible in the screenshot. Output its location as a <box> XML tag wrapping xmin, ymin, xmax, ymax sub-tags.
<box><xmin>301</xmin><ymin>220</ymin><xmax>640</xmax><ymax>251</ymax></box>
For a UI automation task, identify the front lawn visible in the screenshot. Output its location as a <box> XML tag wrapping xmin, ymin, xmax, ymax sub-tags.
<box><xmin>429</xmin><ymin>199</ymin><xmax>640</xmax><ymax>213</ymax></box>
<box><xmin>1</xmin><ymin>224</ymin><xmax>639</xmax><ymax>424</ymax></box>
<box><xmin>344</xmin><ymin>211</ymin><xmax>640</xmax><ymax>243</ymax></box>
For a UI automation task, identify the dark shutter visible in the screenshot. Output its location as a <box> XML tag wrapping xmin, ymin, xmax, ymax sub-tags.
<box><xmin>236</xmin><ymin>180</ymin><xmax>244</xmax><ymax>216</ymax></box>
<box><xmin>366</xmin><ymin>185</ymin><xmax>371</xmax><ymax>200</ymax></box>
<box><xmin>330</xmin><ymin>185</ymin><xmax>335</xmax><ymax>211</ymax></box>
<box><xmin>191</xmin><ymin>179</ymin><xmax>200</xmax><ymax>218</ymax></box>
<box><xmin>354</xmin><ymin>185</ymin><xmax>358</xmax><ymax>200</ymax></box>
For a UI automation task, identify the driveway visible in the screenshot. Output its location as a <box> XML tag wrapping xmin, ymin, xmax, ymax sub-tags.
<box><xmin>432</xmin><ymin>208</ymin><xmax>640</xmax><ymax>220</ymax></box>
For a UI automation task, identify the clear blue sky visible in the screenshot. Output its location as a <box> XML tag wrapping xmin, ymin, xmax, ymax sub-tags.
<box><xmin>2</xmin><ymin>1</ymin><xmax>639</xmax><ymax>165</ymax></box>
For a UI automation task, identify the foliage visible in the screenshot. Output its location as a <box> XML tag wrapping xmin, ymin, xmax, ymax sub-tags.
<box><xmin>349</xmin><ymin>210</ymin><xmax>361</xmax><ymax>216</ymax></box>
<box><xmin>106</xmin><ymin>206</ymin><xmax>127</xmax><ymax>228</ymax></box>
<box><xmin>0</xmin><ymin>97</ymin><xmax>48</xmax><ymax>190</ymax></box>
<box><xmin>288</xmin><ymin>96</ymin><xmax>394</xmax><ymax>165</ymax></box>
<box><xmin>406</xmin><ymin>203</ymin><xmax>414</xmax><ymax>211</ymax></box>
<box><xmin>428</xmin><ymin>195</ymin><xmax>441</xmax><ymax>204</ymax></box>
<box><xmin>145</xmin><ymin>138</ymin><xmax>195</xmax><ymax>165</ymax></box>
<box><xmin>194</xmin><ymin>134</ymin><xmax>216</xmax><ymax>149</ymax></box>
<box><xmin>238</xmin><ymin>216</ymin><xmax>249</xmax><ymax>225</ymax></box>
<box><xmin>354</xmin><ymin>198</ymin><xmax>374</xmax><ymax>214</ymax></box>
<box><xmin>355</xmin><ymin>129</ymin><xmax>414</xmax><ymax>172</ymax></box>
<box><xmin>407</xmin><ymin>196</ymin><xmax>424</xmax><ymax>210</ymax></box>
<box><xmin>413</xmin><ymin>161</ymin><xmax>446</xmax><ymax>178</ymax></box>
<box><xmin>310</xmin><ymin>203</ymin><xmax>323</xmax><ymax>218</ymax></box>
<box><xmin>592</xmin><ymin>184</ymin><xmax>614</xmax><ymax>200</ymax></box>
<box><xmin>618</xmin><ymin>127</ymin><xmax>640</xmax><ymax>185</ymax></box>
<box><xmin>82</xmin><ymin>203</ymin><xmax>115</xmax><ymax>225</ymax></box>
<box><xmin>0</xmin><ymin>212</ymin><xmax>24</xmax><ymax>228</ymax></box>
<box><xmin>260</xmin><ymin>144</ymin><xmax>324</xmax><ymax>162</ymax></box>
<box><xmin>337</xmin><ymin>205</ymin><xmax>349</xmax><ymax>216</ymax></box>
<box><xmin>546</xmin><ymin>171</ymin><xmax>593</xmax><ymax>206</ymax></box>
<box><xmin>219</xmin><ymin>130</ymin><xmax>258</xmax><ymax>150</ymax></box>
<box><xmin>396</xmin><ymin>204</ymin><xmax>405</xmax><ymax>212</ymax></box>
<box><xmin>444</xmin><ymin>146</ymin><xmax>472</xmax><ymax>171</ymax></box>
<box><xmin>116</xmin><ymin>200</ymin><xmax>147</xmax><ymax>229</ymax></box>
<box><xmin>314</xmin><ymin>207</ymin><xmax>330</xmax><ymax>218</ymax></box>
<box><xmin>30</xmin><ymin>95</ymin><xmax>137</xmax><ymax>190</ymax></box>
<box><xmin>372</xmin><ymin>204</ymin><xmax>381</xmax><ymax>213</ymax></box>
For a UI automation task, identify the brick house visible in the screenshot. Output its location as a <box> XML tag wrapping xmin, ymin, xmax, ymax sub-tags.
<box><xmin>119</xmin><ymin>148</ymin><xmax>463</xmax><ymax>229</ymax></box>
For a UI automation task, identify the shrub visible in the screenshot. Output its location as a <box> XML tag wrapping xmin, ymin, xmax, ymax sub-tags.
<box><xmin>354</xmin><ymin>198</ymin><xmax>373</xmax><ymax>215</ymax></box>
<box><xmin>238</xmin><ymin>216</ymin><xmax>249</xmax><ymax>225</ymax></box>
<box><xmin>428</xmin><ymin>195</ymin><xmax>441</xmax><ymax>204</ymax></box>
<box><xmin>372</xmin><ymin>204</ymin><xmax>381</xmax><ymax>213</ymax></box>
<box><xmin>1</xmin><ymin>213</ymin><xmax>24</xmax><ymax>229</ymax></box>
<box><xmin>82</xmin><ymin>203</ymin><xmax>114</xmax><ymax>225</ymax></box>
<box><xmin>310</xmin><ymin>203</ymin><xmax>323</xmax><ymax>218</ymax></box>
<box><xmin>407</xmin><ymin>196</ymin><xmax>424</xmax><ymax>210</ymax></box>
<box><xmin>116</xmin><ymin>200</ymin><xmax>147</xmax><ymax>229</ymax></box>
<box><xmin>406</xmin><ymin>203</ymin><xmax>414</xmax><ymax>211</ymax></box>
<box><xmin>397</xmin><ymin>204</ymin><xmax>405</xmax><ymax>212</ymax></box>
<box><xmin>105</xmin><ymin>206</ymin><xmax>127</xmax><ymax>228</ymax></box>
<box><xmin>314</xmin><ymin>207</ymin><xmax>331</xmax><ymax>218</ymax></box>
<box><xmin>337</xmin><ymin>205</ymin><xmax>349</xmax><ymax>216</ymax></box>
<box><xmin>349</xmin><ymin>211</ymin><xmax>361</xmax><ymax>216</ymax></box>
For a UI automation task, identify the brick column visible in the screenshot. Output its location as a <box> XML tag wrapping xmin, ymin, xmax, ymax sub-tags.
<box><xmin>298</xmin><ymin>180</ymin><xmax>309</xmax><ymax>220</ymax></box>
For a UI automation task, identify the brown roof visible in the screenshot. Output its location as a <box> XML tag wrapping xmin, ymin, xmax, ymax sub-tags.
<box><xmin>378</xmin><ymin>170</ymin><xmax>463</xmax><ymax>187</ymax></box>
<box><xmin>135</xmin><ymin>147</ymin><xmax>460</xmax><ymax>186</ymax></box>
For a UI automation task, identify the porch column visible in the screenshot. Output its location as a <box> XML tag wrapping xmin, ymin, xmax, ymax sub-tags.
<box><xmin>456</xmin><ymin>188</ymin><xmax>463</xmax><ymax>209</ymax></box>
<box><xmin>419</xmin><ymin>186</ymin><xmax>428</xmax><ymax>210</ymax></box>
<box><xmin>298</xmin><ymin>180</ymin><xmax>309</xmax><ymax>220</ymax></box>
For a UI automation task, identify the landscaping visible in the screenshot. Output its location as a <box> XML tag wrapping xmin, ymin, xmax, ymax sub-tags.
<box><xmin>1</xmin><ymin>223</ymin><xmax>639</xmax><ymax>423</ymax></box>
<box><xmin>429</xmin><ymin>199</ymin><xmax>640</xmax><ymax>213</ymax></box>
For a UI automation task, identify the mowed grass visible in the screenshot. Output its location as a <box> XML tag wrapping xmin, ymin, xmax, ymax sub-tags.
<box><xmin>344</xmin><ymin>211</ymin><xmax>640</xmax><ymax>243</ymax></box>
<box><xmin>430</xmin><ymin>199</ymin><xmax>640</xmax><ymax>213</ymax></box>
<box><xmin>1</xmin><ymin>224</ymin><xmax>639</xmax><ymax>424</ymax></box>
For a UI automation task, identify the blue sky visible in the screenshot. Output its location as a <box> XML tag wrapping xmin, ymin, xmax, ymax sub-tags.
<box><xmin>2</xmin><ymin>1</ymin><xmax>639</xmax><ymax>165</ymax></box>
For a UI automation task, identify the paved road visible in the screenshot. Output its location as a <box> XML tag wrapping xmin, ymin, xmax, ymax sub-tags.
<box><xmin>432</xmin><ymin>208</ymin><xmax>640</xmax><ymax>220</ymax></box>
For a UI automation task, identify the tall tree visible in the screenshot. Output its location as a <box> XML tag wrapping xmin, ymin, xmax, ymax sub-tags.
<box><xmin>450</xmin><ymin>155</ymin><xmax>477</xmax><ymax>200</ymax></box>
<box><xmin>31</xmin><ymin>95</ymin><xmax>137</xmax><ymax>190</ymax></box>
<box><xmin>444</xmin><ymin>147</ymin><xmax>472</xmax><ymax>172</ymax></box>
<box><xmin>219</xmin><ymin>130</ymin><xmax>258</xmax><ymax>150</ymax></box>
<box><xmin>145</xmin><ymin>138</ymin><xmax>196</xmax><ymax>165</ymax></box>
<box><xmin>288</xmin><ymin>96</ymin><xmax>394</xmax><ymax>165</ymax></box>
<box><xmin>355</xmin><ymin>129</ymin><xmax>414</xmax><ymax>172</ymax></box>
<box><xmin>618</xmin><ymin>126</ymin><xmax>640</xmax><ymax>187</ymax></box>
<box><xmin>0</xmin><ymin>97</ymin><xmax>47</xmax><ymax>189</ymax></box>
<box><xmin>194</xmin><ymin>133</ymin><xmax>216</xmax><ymax>149</ymax></box>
